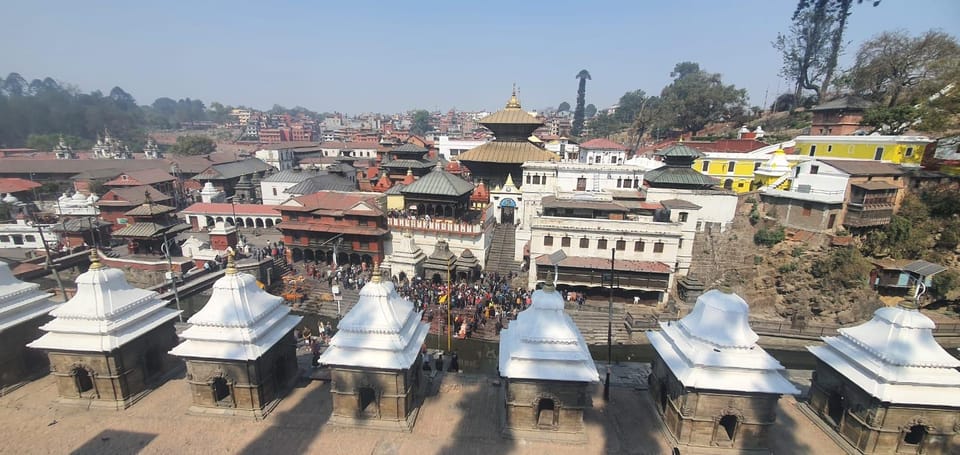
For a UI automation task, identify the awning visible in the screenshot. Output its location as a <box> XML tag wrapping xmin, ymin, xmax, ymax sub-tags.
<box><xmin>534</xmin><ymin>254</ymin><xmax>671</xmax><ymax>274</ymax></box>
<box><xmin>851</xmin><ymin>181</ymin><xmax>898</xmax><ymax>191</ymax></box>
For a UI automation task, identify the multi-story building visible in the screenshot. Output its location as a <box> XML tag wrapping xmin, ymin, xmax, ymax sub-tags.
<box><xmin>809</xmin><ymin>96</ymin><xmax>873</xmax><ymax>136</ymax></box>
<box><xmin>435</xmin><ymin>136</ymin><xmax>487</xmax><ymax>161</ymax></box>
<box><xmin>794</xmin><ymin>135</ymin><xmax>933</xmax><ymax>167</ymax></box>
<box><xmin>277</xmin><ymin>191</ymin><xmax>388</xmax><ymax>266</ymax></box>
<box><xmin>578</xmin><ymin>138</ymin><xmax>628</xmax><ymax>165</ymax></box>
<box><xmin>254</xmin><ymin>147</ymin><xmax>296</xmax><ymax>171</ymax></box>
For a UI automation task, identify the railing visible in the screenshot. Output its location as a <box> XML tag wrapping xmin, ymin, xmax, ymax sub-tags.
<box><xmin>387</xmin><ymin>217</ymin><xmax>488</xmax><ymax>234</ymax></box>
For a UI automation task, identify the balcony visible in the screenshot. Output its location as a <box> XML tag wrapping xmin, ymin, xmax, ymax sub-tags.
<box><xmin>387</xmin><ymin>216</ymin><xmax>490</xmax><ymax>235</ymax></box>
<box><xmin>843</xmin><ymin>208</ymin><xmax>893</xmax><ymax>227</ymax></box>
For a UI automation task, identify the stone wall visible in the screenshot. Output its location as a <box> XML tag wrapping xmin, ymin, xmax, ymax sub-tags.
<box><xmin>649</xmin><ymin>354</ymin><xmax>782</xmax><ymax>451</ymax></box>
<box><xmin>44</xmin><ymin>320</ymin><xmax>179</xmax><ymax>408</ymax></box>
<box><xmin>182</xmin><ymin>330</ymin><xmax>297</xmax><ymax>413</ymax></box>
<box><xmin>328</xmin><ymin>359</ymin><xmax>421</xmax><ymax>428</ymax></box>
<box><xmin>809</xmin><ymin>361</ymin><xmax>960</xmax><ymax>454</ymax></box>
<box><xmin>503</xmin><ymin>379</ymin><xmax>591</xmax><ymax>434</ymax></box>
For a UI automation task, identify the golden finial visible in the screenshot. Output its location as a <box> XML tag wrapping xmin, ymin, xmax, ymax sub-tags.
<box><xmin>371</xmin><ymin>261</ymin><xmax>381</xmax><ymax>283</ymax></box>
<box><xmin>506</xmin><ymin>84</ymin><xmax>521</xmax><ymax>109</ymax></box>
<box><xmin>88</xmin><ymin>249</ymin><xmax>103</xmax><ymax>270</ymax></box>
<box><xmin>897</xmin><ymin>298</ymin><xmax>918</xmax><ymax>310</ymax></box>
<box><xmin>225</xmin><ymin>250</ymin><xmax>237</xmax><ymax>275</ymax></box>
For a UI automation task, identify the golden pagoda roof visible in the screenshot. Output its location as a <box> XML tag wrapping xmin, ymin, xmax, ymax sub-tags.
<box><xmin>479</xmin><ymin>90</ymin><xmax>543</xmax><ymax>126</ymax></box>
<box><xmin>456</xmin><ymin>141</ymin><xmax>558</xmax><ymax>164</ymax></box>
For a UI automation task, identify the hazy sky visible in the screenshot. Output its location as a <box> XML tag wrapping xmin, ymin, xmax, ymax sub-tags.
<box><xmin>2</xmin><ymin>1</ymin><xmax>958</xmax><ymax>114</ymax></box>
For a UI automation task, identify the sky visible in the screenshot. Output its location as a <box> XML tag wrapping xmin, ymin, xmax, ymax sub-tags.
<box><xmin>2</xmin><ymin>0</ymin><xmax>959</xmax><ymax>115</ymax></box>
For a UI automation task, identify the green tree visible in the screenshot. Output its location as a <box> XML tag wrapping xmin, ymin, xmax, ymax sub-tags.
<box><xmin>169</xmin><ymin>135</ymin><xmax>216</xmax><ymax>156</ymax></box>
<box><xmin>557</xmin><ymin>101</ymin><xmax>571</xmax><ymax>112</ymax></box>
<box><xmin>849</xmin><ymin>30</ymin><xmax>960</xmax><ymax>107</ymax></box>
<box><xmin>410</xmin><ymin>110</ymin><xmax>432</xmax><ymax>136</ymax></box>
<box><xmin>572</xmin><ymin>70</ymin><xmax>591</xmax><ymax>136</ymax></box>
<box><xmin>584</xmin><ymin>103</ymin><xmax>597</xmax><ymax>118</ymax></box>
<box><xmin>931</xmin><ymin>269</ymin><xmax>959</xmax><ymax>301</ymax></box>
<box><xmin>658</xmin><ymin>62</ymin><xmax>747</xmax><ymax>134</ymax></box>
<box><xmin>860</xmin><ymin>104</ymin><xmax>919</xmax><ymax>134</ymax></box>
<box><xmin>587</xmin><ymin>113</ymin><xmax>622</xmax><ymax>138</ymax></box>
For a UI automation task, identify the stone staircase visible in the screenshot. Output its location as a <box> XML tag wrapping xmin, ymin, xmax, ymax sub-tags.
<box><xmin>563</xmin><ymin>302</ymin><xmax>630</xmax><ymax>344</ymax></box>
<box><xmin>485</xmin><ymin>223</ymin><xmax>521</xmax><ymax>276</ymax></box>
<box><xmin>273</xmin><ymin>255</ymin><xmax>293</xmax><ymax>278</ymax></box>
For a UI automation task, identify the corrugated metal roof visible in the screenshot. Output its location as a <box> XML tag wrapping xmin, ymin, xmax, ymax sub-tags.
<box><xmin>851</xmin><ymin>181</ymin><xmax>899</xmax><ymax>191</ymax></box>
<box><xmin>457</xmin><ymin>141</ymin><xmax>558</xmax><ymax>164</ymax></box>
<box><xmin>112</xmin><ymin>222</ymin><xmax>173</xmax><ymax>238</ymax></box>
<box><xmin>400</xmin><ymin>169</ymin><xmax>474</xmax><ymax>197</ymax></box>
<box><xmin>384</xmin><ymin>183</ymin><xmax>406</xmax><ymax>195</ymax></box>
<box><xmin>644</xmin><ymin>167</ymin><xmax>718</xmax><ymax>187</ymax></box>
<box><xmin>660</xmin><ymin>199</ymin><xmax>702</xmax><ymax>210</ymax></box>
<box><xmin>381</xmin><ymin>159</ymin><xmax>435</xmax><ymax>170</ymax></box>
<box><xmin>542</xmin><ymin>195</ymin><xmax>628</xmax><ymax>212</ymax></box>
<box><xmin>810</xmin><ymin>95</ymin><xmax>874</xmax><ymax>112</ymax></box>
<box><xmin>261</xmin><ymin>169</ymin><xmax>320</xmax><ymax>183</ymax></box>
<box><xmin>393</xmin><ymin>143</ymin><xmax>428</xmax><ymax>154</ymax></box>
<box><xmin>195</xmin><ymin>158</ymin><xmax>272</xmax><ymax>180</ymax></box>
<box><xmin>904</xmin><ymin>260</ymin><xmax>947</xmax><ymax>276</ymax></box>
<box><xmin>285</xmin><ymin>174</ymin><xmax>358</xmax><ymax>194</ymax></box>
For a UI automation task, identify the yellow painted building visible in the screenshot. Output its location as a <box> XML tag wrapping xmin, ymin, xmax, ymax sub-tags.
<box><xmin>794</xmin><ymin>135</ymin><xmax>933</xmax><ymax>167</ymax></box>
<box><xmin>693</xmin><ymin>154</ymin><xmax>770</xmax><ymax>192</ymax></box>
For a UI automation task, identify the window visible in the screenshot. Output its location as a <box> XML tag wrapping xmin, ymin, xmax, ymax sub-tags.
<box><xmin>272</xmin><ymin>187</ymin><xmax>278</xmax><ymax>196</ymax></box>
<box><xmin>597</xmin><ymin>239</ymin><xmax>607</xmax><ymax>249</ymax></box>
<box><xmin>0</xmin><ymin>235</ymin><xmax>8</xmax><ymax>243</ymax></box>
<box><xmin>616</xmin><ymin>178</ymin><xmax>623</xmax><ymax>188</ymax></box>
<box><xmin>719</xmin><ymin>415</ymin><xmax>738</xmax><ymax>441</ymax></box>
<box><xmin>526</xmin><ymin>175</ymin><xmax>531</xmax><ymax>184</ymax></box>
<box><xmin>727</xmin><ymin>161</ymin><xmax>735</xmax><ymax>173</ymax></box>
<box><xmin>25</xmin><ymin>235</ymin><xmax>35</xmax><ymax>242</ymax></box>
<box><xmin>634</xmin><ymin>179</ymin><xmax>640</xmax><ymax>188</ymax></box>
<box><xmin>905</xmin><ymin>147</ymin><xmax>914</xmax><ymax>157</ymax></box>
<box><xmin>802</xmin><ymin>203</ymin><xmax>812</xmax><ymax>216</ymax></box>
<box><xmin>701</xmin><ymin>161</ymin><xmax>710</xmax><ymax>172</ymax></box>
<box><xmin>532</xmin><ymin>175</ymin><xmax>541</xmax><ymax>185</ymax></box>
<box><xmin>623</xmin><ymin>178</ymin><xmax>632</xmax><ymax>188</ymax></box>
<box><xmin>543</xmin><ymin>235</ymin><xmax>553</xmax><ymax>247</ymax></box>
<box><xmin>809</xmin><ymin>145</ymin><xmax>817</xmax><ymax>156</ymax></box>
<box><xmin>576</xmin><ymin>178</ymin><xmax>587</xmax><ymax>191</ymax></box>
<box><xmin>579</xmin><ymin>237</ymin><xmax>589</xmax><ymax>248</ymax></box>
<box><xmin>611</xmin><ymin>156</ymin><xmax>618</xmax><ymax>164</ymax></box>
<box><xmin>903</xmin><ymin>424</ymin><xmax>927</xmax><ymax>446</ymax></box>
<box><xmin>874</xmin><ymin>146</ymin><xmax>884</xmax><ymax>160</ymax></box>
<box><xmin>754</xmin><ymin>162</ymin><xmax>761</xmax><ymax>171</ymax></box>
<box><xmin>653</xmin><ymin>242</ymin><xmax>664</xmax><ymax>253</ymax></box>
<box><xmin>827</xmin><ymin>144</ymin><xmax>833</xmax><ymax>152</ymax></box>
<box><xmin>594</xmin><ymin>155</ymin><xmax>601</xmax><ymax>163</ymax></box>
<box><xmin>561</xmin><ymin>236</ymin><xmax>571</xmax><ymax>247</ymax></box>
<box><xmin>542</xmin><ymin>175</ymin><xmax>548</xmax><ymax>185</ymax></box>
<box><xmin>678</xmin><ymin>212</ymin><xmax>688</xmax><ymax>222</ymax></box>
<box><xmin>679</xmin><ymin>239</ymin><xmax>683</xmax><ymax>248</ymax></box>
<box><xmin>616</xmin><ymin>240</ymin><xmax>626</xmax><ymax>251</ymax></box>
<box><xmin>723</xmin><ymin>179</ymin><xmax>733</xmax><ymax>190</ymax></box>
<box><xmin>635</xmin><ymin>241</ymin><xmax>645</xmax><ymax>252</ymax></box>
<box><xmin>810</xmin><ymin>165</ymin><xmax>819</xmax><ymax>175</ymax></box>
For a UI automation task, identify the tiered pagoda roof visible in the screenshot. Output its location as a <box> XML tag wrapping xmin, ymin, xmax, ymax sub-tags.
<box><xmin>644</xmin><ymin>143</ymin><xmax>719</xmax><ymax>188</ymax></box>
<box><xmin>400</xmin><ymin>165</ymin><xmax>475</xmax><ymax>198</ymax></box>
<box><xmin>28</xmin><ymin>251</ymin><xmax>180</xmax><ymax>352</ymax></box>
<box><xmin>318</xmin><ymin>265</ymin><xmax>429</xmax><ymax>370</ymax></box>
<box><xmin>456</xmin><ymin>91</ymin><xmax>557</xmax><ymax>164</ymax></box>
<box><xmin>0</xmin><ymin>262</ymin><xmax>56</xmax><ymax>333</ymax></box>
<box><xmin>499</xmin><ymin>283</ymin><xmax>598</xmax><ymax>382</ymax></box>
<box><xmin>170</xmin><ymin>255</ymin><xmax>302</xmax><ymax>361</ymax></box>
<box><xmin>647</xmin><ymin>290</ymin><xmax>799</xmax><ymax>395</ymax></box>
<box><xmin>808</xmin><ymin>303</ymin><xmax>960</xmax><ymax>406</ymax></box>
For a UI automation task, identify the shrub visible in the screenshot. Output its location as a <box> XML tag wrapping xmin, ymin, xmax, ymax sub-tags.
<box><xmin>778</xmin><ymin>262</ymin><xmax>798</xmax><ymax>273</ymax></box>
<box><xmin>791</xmin><ymin>246</ymin><xmax>805</xmax><ymax>258</ymax></box>
<box><xmin>754</xmin><ymin>226</ymin><xmax>786</xmax><ymax>247</ymax></box>
<box><xmin>754</xmin><ymin>255</ymin><xmax>763</xmax><ymax>265</ymax></box>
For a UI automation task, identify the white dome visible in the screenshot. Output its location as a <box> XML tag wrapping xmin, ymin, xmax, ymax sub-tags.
<box><xmin>72</xmin><ymin>192</ymin><xmax>87</xmax><ymax>201</ymax></box>
<box><xmin>679</xmin><ymin>290</ymin><xmax>758</xmax><ymax>348</ymax></box>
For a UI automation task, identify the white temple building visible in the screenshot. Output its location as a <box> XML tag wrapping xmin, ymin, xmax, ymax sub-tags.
<box><xmin>498</xmin><ymin>281</ymin><xmax>598</xmax><ymax>440</ymax></box>
<box><xmin>646</xmin><ymin>290</ymin><xmax>798</xmax><ymax>451</ymax></box>
<box><xmin>319</xmin><ymin>264</ymin><xmax>429</xmax><ymax>431</ymax></box>
<box><xmin>806</xmin><ymin>303</ymin><xmax>960</xmax><ymax>453</ymax></box>
<box><xmin>56</xmin><ymin>192</ymin><xmax>100</xmax><ymax>216</ymax></box>
<box><xmin>170</xmin><ymin>254</ymin><xmax>301</xmax><ymax>416</ymax></box>
<box><xmin>27</xmin><ymin>250</ymin><xmax>181</xmax><ymax>408</ymax></box>
<box><xmin>0</xmin><ymin>262</ymin><xmax>57</xmax><ymax>392</ymax></box>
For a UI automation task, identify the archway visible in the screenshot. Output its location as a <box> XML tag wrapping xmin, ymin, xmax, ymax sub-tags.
<box><xmin>292</xmin><ymin>248</ymin><xmax>303</xmax><ymax>262</ymax></box>
<box><xmin>337</xmin><ymin>252</ymin><xmax>349</xmax><ymax>267</ymax></box>
<box><xmin>903</xmin><ymin>424</ymin><xmax>927</xmax><ymax>446</ymax></box>
<box><xmin>723</xmin><ymin>179</ymin><xmax>733</xmax><ymax>190</ymax></box>
<box><xmin>315</xmin><ymin>251</ymin><xmax>327</xmax><ymax>263</ymax></box>
<box><xmin>304</xmin><ymin>249</ymin><xmax>315</xmax><ymax>262</ymax></box>
<box><xmin>431</xmin><ymin>273</ymin><xmax>442</xmax><ymax>284</ymax></box>
<box><xmin>255</xmin><ymin>218</ymin><xmax>264</xmax><ymax>228</ymax></box>
<box><xmin>536</xmin><ymin>398</ymin><xmax>557</xmax><ymax>427</ymax></box>
<box><xmin>358</xmin><ymin>387</ymin><xmax>377</xmax><ymax>418</ymax></box>
<box><xmin>205</xmin><ymin>216</ymin><xmax>215</xmax><ymax>227</ymax></box>
<box><xmin>237</xmin><ymin>218</ymin><xmax>246</xmax><ymax>227</ymax></box>
<box><xmin>73</xmin><ymin>367</ymin><xmax>93</xmax><ymax>396</ymax></box>
<box><xmin>215</xmin><ymin>217</ymin><xmax>224</xmax><ymax>223</ymax></box>
<box><xmin>265</xmin><ymin>219</ymin><xmax>274</xmax><ymax>228</ymax></box>
<box><xmin>719</xmin><ymin>415</ymin><xmax>738</xmax><ymax>441</ymax></box>
<box><xmin>398</xmin><ymin>271</ymin><xmax>407</xmax><ymax>282</ymax></box>
<box><xmin>500</xmin><ymin>198</ymin><xmax>517</xmax><ymax>224</ymax></box>
<box><xmin>211</xmin><ymin>377</ymin><xmax>232</xmax><ymax>406</ymax></box>
<box><xmin>361</xmin><ymin>254</ymin><xmax>373</xmax><ymax>267</ymax></box>
<box><xmin>226</xmin><ymin>217</ymin><xmax>235</xmax><ymax>226</ymax></box>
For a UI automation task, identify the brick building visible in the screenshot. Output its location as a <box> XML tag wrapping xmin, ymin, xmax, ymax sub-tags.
<box><xmin>277</xmin><ymin>191</ymin><xmax>387</xmax><ymax>266</ymax></box>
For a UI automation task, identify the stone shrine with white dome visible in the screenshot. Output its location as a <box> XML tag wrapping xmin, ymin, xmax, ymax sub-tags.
<box><xmin>647</xmin><ymin>290</ymin><xmax>799</xmax><ymax>451</ymax></box>
<box><xmin>0</xmin><ymin>262</ymin><xmax>57</xmax><ymax>393</ymax></box>
<box><xmin>27</xmin><ymin>250</ymin><xmax>181</xmax><ymax>409</ymax></box>
<box><xmin>806</xmin><ymin>302</ymin><xmax>960</xmax><ymax>454</ymax></box>
<box><xmin>498</xmin><ymin>281</ymin><xmax>598</xmax><ymax>441</ymax></box>
<box><xmin>170</xmin><ymin>254</ymin><xmax>302</xmax><ymax>417</ymax></box>
<box><xmin>319</xmin><ymin>263</ymin><xmax>430</xmax><ymax>431</ymax></box>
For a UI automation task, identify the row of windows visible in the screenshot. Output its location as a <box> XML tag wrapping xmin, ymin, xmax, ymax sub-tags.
<box><xmin>807</xmin><ymin>145</ymin><xmax>913</xmax><ymax>160</ymax></box>
<box><xmin>616</xmin><ymin>178</ymin><xmax>641</xmax><ymax>189</ymax></box>
<box><xmin>543</xmin><ymin>236</ymin><xmax>666</xmax><ymax>252</ymax></box>
<box><xmin>0</xmin><ymin>234</ymin><xmax>37</xmax><ymax>243</ymax></box>
<box><xmin>701</xmin><ymin>160</ymin><xmax>763</xmax><ymax>174</ymax></box>
<box><xmin>525</xmin><ymin>174</ymin><xmax>549</xmax><ymax>185</ymax></box>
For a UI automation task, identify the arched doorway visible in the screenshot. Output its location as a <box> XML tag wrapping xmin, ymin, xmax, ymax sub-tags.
<box><xmin>723</xmin><ymin>179</ymin><xmax>733</xmax><ymax>190</ymax></box>
<box><xmin>536</xmin><ymin>397</ymin><xmax>557</xmax><ymax>428</ymax></box>
<box><xmin>500</xmin><ymin>198</ymin><xmax>517</xmax><ymax>224</ymax></box>
<box><xmin>349</xmin><ymin>253</ymin><xmax>361</xmax><ymax>265</ymax></box>
<box><xmin>215</xmin><ymin>217</ymin><xmax>224</xmax><ymax>223</ymax></box>
<box><xmin>431</xmin><ymin>273</ymin><xmax>442</xmax><ymax>284</ymax></box>
<box><xmin>255</xmin><ymin>218</ymin><xmax>264</xmax><ymax>228</ymax></box>
<box><xmin>265</xmin><ymin>219</ymin><xmax>274</xmax><ymax>228</ymax></box>
<box><xmin>73</xmin><ymin>367</ymin><xmax>94</xmax><ymax>397</ymax></box>
<box><xmin>903</xmin><ymin>424</ymin><xmax>927</xmax><ymax>447</ymax></box>
<box><xmin>361</xmin><ymin>254</ymin><xmax>373</xmax><ymax>267</ymax></box>
<box><xmin>211</xmin><ymin>376</ymin><xmax>232</xmax><ymax>407</ymax></box>
<box><xmin>205</xmin><ymin>216</ymin><xmax>215</xmax><ymax>227</ymax></box>
<box><xmin>336</xmin><ymin>252</ymin><xmax>349</xmax><ymax>267</ymax></box>
<box><xmin>226</xmin><ymin>217</ymin><xmax>235</xmax><ymax>226</ymax></box>
<box><xmin>304</xmin><ymin>249</ymin><xmax>315</xmax><ymax>262</ymax></box>
<box><xmin>718</xmin><ymin>415</ymin><xmax>738</xmax><ymax>441</ymax></box>
<box><xmin>827</xmin><ymin>390</ymin><xmax>845</xmax><ymax>426</ymax></box>
<box><xmin>292</xmin><ymin>248</ymin><xmax>303</xmax><ymax>262</ymax></box>
<box><xmin>358</xmin><ymin>387</ymin><xmax>378</xmax><ymax>418</ymax></box>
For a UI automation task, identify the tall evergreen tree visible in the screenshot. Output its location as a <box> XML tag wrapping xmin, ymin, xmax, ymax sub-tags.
<box><xmin>572</xmin><ymin>69</ymin><xmax>591</xmax><ymax>136</ymax></box>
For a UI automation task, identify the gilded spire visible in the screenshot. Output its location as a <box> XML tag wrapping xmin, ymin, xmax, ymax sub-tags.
<box><xmin>371</xmin><ymin>261</ymin><xmax>381</xmax><ymax>283</ymax></box>
<box><xmin>225</xmin><ymin>250</ymin><xmax>237</xmax><ymax>275</ymax></box>
<box><xmin>88</xmin><ymin>249</ymin><xmax>103</xmax><ymax>270</ymax></box>
<box><xmin>504</xmin><ymin>173</ymin><xmax>516</xmax><ymax>188</ymax></box>
<box><xmin>506</xmin><ymin>84</ymin><xmax>521</xmax><ymax>109</ymax></box>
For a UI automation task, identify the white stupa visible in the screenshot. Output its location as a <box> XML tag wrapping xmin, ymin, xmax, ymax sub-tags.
<box><xmin>0</xmin><ymin>262</ymin><xmax>56</xmax><ymax>333</ymax></box>
<box><xmin>170</xmin><ymin>255</ymin><xmax>302</xmax><ymax>361</ymax></box>
<box><xmin>319</xmin><ymin>265</ymin><xmax>429</xmax><ymax>370</ymax></box>
<box><xmin>808</xmin><ymin>304</ymin><xmax>960</xmax><ymax>406</ymax></box>
<box><xmin>647</xmin><ymin>290</ymin><xmax>799</xmax><ymax>395</ymax></box>
<box><xmin>499</xmin><ymin>283</ymin><xmax>599</xmax><ymax>382</ymax></box>
<box><xmin>28</xmin><ymin>250</ymin><xmax>180</xmax><ymax>353</ymax></box>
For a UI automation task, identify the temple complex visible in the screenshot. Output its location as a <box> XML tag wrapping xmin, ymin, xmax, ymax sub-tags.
<box><xmin>169</xmin><ymin>254</ymin><xmax>302</xmax><ymax>417</ymax></box>
<box><xmin>456</xmin><ymin>89</ymin><xmax>557</xmax><ymax>189</ymax></box>
<box><xmin>91</xmin><ymin>130</ymin><xmax>133</xmax><ymax>160</ymax></box>
<box><xmin>498</xmin><ymin>281</ymin><xmax>598</xmax><ymax>441</ymax></box>
<box><xmin>380</xmin><ymin>143</ymin><xmax>435</xmax><ymax>184</ymax></box>
<box><xmin>399</xmin><ymin>163</ymin><xmax>476</xmax><ymax>221</ymax></box>
<box><xmin>422</xmin><ymin>240</ymin><xmax>457</xmax><ymax>283</ymax></box>
<box><xmin>646</xmin><ymin>290</ymin><xmax>799</xmax><ymax>451</ymax></box>
<box><xmin>318</xmin><ymin>264</ymin><xmax>430</xmax><ymax>431</ymax></box>
<box><xmin>806</xmin><ymin>302</ymin><xmax>960</xmax><ymax>454</ymax></box>
<box><xmin>112</xmin><ymin>194</ymin><xmax>190</xmax><ymax>255</ymax></box>
<box><xmin>0</xmin><ymin>262</ymin><xmax>57</xmax><ymax>393</ymax></box>
<box><xmin>27</xmin><ymin>251</ymin><xmax>181</xmax><ymax>409</ymax></box>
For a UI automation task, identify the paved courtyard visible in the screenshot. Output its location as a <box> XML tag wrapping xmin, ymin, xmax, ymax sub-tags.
<box><xmin>0</xmin><ymin>360</ymin><xmax>845</xmax><ymax>455</ymax></box>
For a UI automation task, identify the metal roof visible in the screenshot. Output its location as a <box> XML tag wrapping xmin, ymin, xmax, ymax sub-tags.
<box><xmin>401</xmin><ymin>168</ymin><xmax>475</xmax><ymax>197</ymax></box>
<box><xmin>659</xmin><ymin>199</ymin><xmax>702</xmax><ymax>210</ymax></box>
<box><xmin>285</xmin><ymin>174</ymin><xmax>358</xmax><ymax>194</ymax></box>
<box><xmin>456</xmin><ymin>141</ymin><xmax>558</xmax><ymax>164</ymax></box>
<box><xmin>643</xmin><ymin>166</ymin><xmax>719</xmax><ymax>187</ymax></box>
<box><xmin>124</xmin><ymin>203</ymin><xmax>176</xmax><ymax>217</ymax></box>
<box><xmin>904</xmin><ymin>260</ymin><xmax>947</xmax><ymax>276</ymax></box>
<box><xmin>194</xmin><ymin>158</ymin><xmax>272</xmax><ymax>180</ymax></box>
<box><xmin>392</xmin><ymin>143</ymin><xmax>428</xmax><ymax>154</ymax></box>
<box><xmin>851</xmin><ymin>181</ymin><xmax>899</xmax><ymax>191</ymax></box>
<box><xmin>810</xmin><ymin>95</ymin><xmax>874</xmax><ymax>112</ymax></box>
<box><xmin>381</xmin><ymin>159</ymin><xmax>435</xmax><ymax>170</ymax></box>
<box><xmin>113</xmin><ymin>222</ymin><xmax>188</xmax><ymax>239</ymax></box>
<box><xmin>820</xmin><ymin>159</ymin><xmax>904</xmax><ymax>176</ymax></box>
<box><xmin>655</xmin><ymin>143</ymin><xmax>705</xmax><ymax>159</ymax></box>
<box><xmin>261</xmin><ymin>169</ymin><xmax>320</xmax><ymax>183</ymax></box>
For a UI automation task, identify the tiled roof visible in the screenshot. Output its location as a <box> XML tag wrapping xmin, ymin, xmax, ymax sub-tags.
<box><xmin>104</xmin><ymin>169</ymin><xmax>176</xmax><ymax>186</ymax></box>
<box><xmin>535</xmin><ymin>255</ymin><xmax>672</xmax><ymax>274</ymax></box>
<box><xmin>820</xmin><ymin>159</ymin><xmax>904</xmax><ymax>176</ymax></box>
<box><xmin>581</xmin><ymin>138</ymin><xmax>628</xmax><ymax>150</ymax></box>
<box><xmin>277</xmin><ymin>222</ymin><xmax>388</xmax><ymax>236</ymax></box>
<box><xmin>810</xmin><ymin>95</ymin><xmax>874</xmax><ymax>112</ymax></box>
<box><xmin>113</xmin><ymin>222</ymin><xmax>188</xmax><ymax>239</ymax></box>
<box><xmin>124</xmin><ymin>203</ymin><xmax>176</xmax><ymax>216</ymax></box>
<box><xmin>97</xmin><ymin>185</ymin><xmax>171</xmax><ymax>206</ymax></box>
<box><xmin>285</xmin><ymin>174</ymin><xmax>358</xmax><ymax>194</ymax></box>
<box><xmin>194</xmin><ymin>158</ymin><xmax>272</xmax><ymax>180</ymax></box>
<box><xmin>0</xmin><ymin>178</ymin><xmax>40</xmax><ymax>194</ymax></box>
<box><xmin>182</xmin><ymin>202</ymin><xmax>281</xmax><ymax>216</ymax></box>
<box><xmin>282</xmin><ymin>191</ymin><xmax>383</xmax><ymax>214</ymax></box>
<box><xmin>400</xmin><ymin>168</ymin><xmax>475</xmax><ymax>197</ymax></box>
<box><xmin>456</xmin><ymin>141</ymin><xmax>558</xmax><ymax>164</ymax></box>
